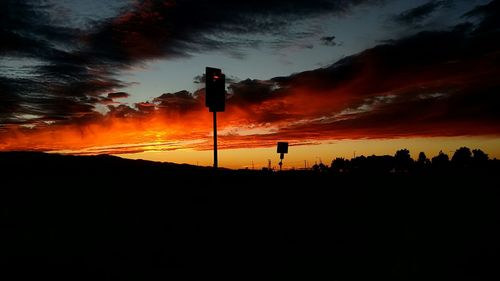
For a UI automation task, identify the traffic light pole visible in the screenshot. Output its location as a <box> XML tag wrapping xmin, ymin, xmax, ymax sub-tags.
<box><xmin>213</xmin><ymin>111</ymin><xmax>218</xmax><ymax>169</ymax></box>
<box><xmin>205</xmin><ymin>67</ymin><xmax>224</xmax><ymax>170</ymax></box>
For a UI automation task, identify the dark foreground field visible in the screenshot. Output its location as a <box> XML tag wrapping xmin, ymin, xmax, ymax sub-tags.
<box><xmin>1</xmin><ymin>152</ymin><xmax>499</xmax><ymax>280</ymax></box>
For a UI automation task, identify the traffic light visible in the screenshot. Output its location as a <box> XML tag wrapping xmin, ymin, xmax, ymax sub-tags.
<box><xmin>205</xmin><ymin>67</ymin><xmax>226</xmax><ymax>112</ymax></box>
<box><xmin>277</xmin><ymin>142</ymin><xmax>289</xmax><ymax>171</ymax></box>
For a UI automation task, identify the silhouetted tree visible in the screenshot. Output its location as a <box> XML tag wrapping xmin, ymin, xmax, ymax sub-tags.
<box><xmin>472</xmin><ymin>149</ymin><xmax>489</xmax><ymax>168</ymax></box>
<box><xmin>394</xmin><ymin>149</ymin><xmax>413</xmax><ymax>172</ymax></box>
<box><xmin>312</xmin><ymin>163</ymin><xmax>319</xmax><ymax>172</ymax></box>
<box><xmin>432</xmin><ymin>150</ymin><xmax>450</xmax><ymax>169</ymax></box>
<box><xmin>416</xmin><ymin>152</ymin><xmax>430</xmax><ymax>171</ymax></box>
<box><xmin>452</xmin><ymin>147</ymin><xmax>472</xmax><ymax>168</ymax></box>
<box><xmin>350</xmin><ymin>155</ymin><xmax>367</xmax><ymax>172</ymax></box>
<box><xmin>331</xmin><ymin>158</ymin><xmax>349</xmax><ymax>173</ymax></box>
<box><xmin>319</xmin><ymin>162</ymin><xmax>328</xmax><ymax>171</ymax></box>
<box><xmin>366</xmin><ymin>155</ymin><xmax>394</xmax><ymax>173</ymax></box>
<box><xmin>472</xmin><ymin>149</ymin><xmax>489</xmax><ymax>162</ymax></box>
<box><xmin>417</xmin><ymin>152</ymin><xmax>427</xmax><ymax>164</ymax></box>
<box><xmin>312</xmin><ymin>162</ymin><xmax>328</xmax><ymax>172</ymax></box>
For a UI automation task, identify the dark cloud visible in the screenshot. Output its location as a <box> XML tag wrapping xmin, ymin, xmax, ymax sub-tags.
<box><xmin>320</xmin><ymin>36</ymin><xmax>338</xmax><ymax>46</ymax></box>
<box><xmin>107</xmin><ymin>92</ymin><xmax>130</xmax><ymax>99</ymax></box>
<box><xmin>228</xmin><ymin>79</ymin><xmax>279</xmax><ymax>106</ymax></box>
<box><xmin>462</xmin><ymin>0</ymin><xmax>498</xmax><ymax>18</ymax></box>
<box><xmin>0</xmin><ymin>77</ymin><xmax>23</xmax><ymax>119</ymax></box>
<box><xmin>462</xmin><ymin>0</ymin><xmax>500</xmax><ymax>33</ymax></box>
<box><xmin>107</xmin><ymin>104</ymin><xmax>140</xmax><ymax>118</ymax></box>
<box><xmin>153</xmin><ymin>90</ymin><xmax>202</xmax><ymax>113</ymax></box>
<box><xmin>135</xmin><ymin>102</ymin><xmax>156</xmax><ymax>113</ymax></box>
<box><xmin>99</xmin><ymin>91</ymin><xmax>130</xmax><ymax>104</ymax></box>
<box><xmin>393</xmin><ymin>0</ymin><xmax>451</xmax><ymax>26</ymax></box>
<box><xmin>0</xmin><ymin>1</ymin><xmax>79</xmax><ymax>57</ymax></box>
<box><xmin>0</xmin><ymin>0</ymin><xmax>128</xmax><ymax>125</ymax></box>
<box><xmin>87</xmin><ymin>0</ymin><xmax>377</xmax><ymax>63</ymax></box>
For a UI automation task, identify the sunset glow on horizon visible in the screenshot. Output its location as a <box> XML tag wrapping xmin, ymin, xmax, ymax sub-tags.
<box><xmin>116</xmin><ymin>136</ymin><xmax>500</xmax><ymax>169</ymax></box>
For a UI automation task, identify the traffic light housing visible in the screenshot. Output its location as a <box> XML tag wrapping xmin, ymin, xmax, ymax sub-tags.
<box><xmin>277</xmin><ymin>142</ymin><xmax>288</xmax><ymax>154</ymax></box>
<box><xmin>205</xmin><ymin>67</ymin><xmax>226</xmax><ymax>112</ymax></box>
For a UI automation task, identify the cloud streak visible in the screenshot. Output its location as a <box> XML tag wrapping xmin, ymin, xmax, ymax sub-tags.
<box><xmin>392</xmin><ymin>0</ymin><xmax>451</xmax><ymax>26</ymax></box>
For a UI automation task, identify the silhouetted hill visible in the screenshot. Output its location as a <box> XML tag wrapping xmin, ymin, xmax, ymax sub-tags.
<box><xmin>0</xmin><ymin>151</ymin><xmax>212</xmax><ymax>175</ymax></box>
<box><xmin>1</xmin><ymin>152</ymin><xmax>499</xmax><ymax>280</ymax></box>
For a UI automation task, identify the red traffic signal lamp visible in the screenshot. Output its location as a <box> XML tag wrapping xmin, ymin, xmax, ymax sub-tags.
<box><xmin>205</xmin><ymin>67</ymin><xmax>226</xmax><ymax>112</ymax></box>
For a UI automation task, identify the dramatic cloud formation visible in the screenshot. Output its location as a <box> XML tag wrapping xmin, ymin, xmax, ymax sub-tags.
<box><xmin>90</xmin><ymin>0</ymin><xmax>377</xmax><ymax>61</ymax></box>
<box><xmin>0</xmin><ymin>0</ymin><xmax>376</xmax><ymax>128</ymax></box>
<box><xmin>1</xmin><ymin>0</ymin><xmax>500</xmax><ymax>155</ymax></box>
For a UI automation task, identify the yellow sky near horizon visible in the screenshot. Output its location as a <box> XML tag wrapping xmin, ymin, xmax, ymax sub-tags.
<box><xmin>117</xmin><ymin>136</ymin><xmax>500</xmax><ymax>169</ymax></box>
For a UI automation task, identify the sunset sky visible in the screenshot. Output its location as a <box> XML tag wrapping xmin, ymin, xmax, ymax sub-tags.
<box><xmin>1</xmin><ymin>0</ymin><xmax>499</xmax><ymax>169</ymax></box>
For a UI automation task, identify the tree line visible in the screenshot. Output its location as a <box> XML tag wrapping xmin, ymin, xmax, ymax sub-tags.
<box><xmin>309</xmin><ymin>147</ymin><xmax>498</xmax><ymax>173</ymax></box>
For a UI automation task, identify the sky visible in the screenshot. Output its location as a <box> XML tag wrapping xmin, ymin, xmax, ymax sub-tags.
<box><xmin>1</xmin><ymin>0</ymin><xmax>499</xmax><ymax>169</ymax></box>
